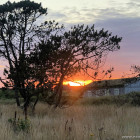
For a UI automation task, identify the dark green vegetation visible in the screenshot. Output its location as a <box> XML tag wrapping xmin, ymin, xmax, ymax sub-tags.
<box><xmin>0</xmin><ymin>88</ymin><xmax>15</xmax><ymax>99</ymax></box>
<box><xmin>80</xmin><ymin>92</ymin><xmax>140</xmax><ymax>106</ymax></box>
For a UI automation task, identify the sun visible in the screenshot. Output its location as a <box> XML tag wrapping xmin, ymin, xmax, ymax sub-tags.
<box><xmin>68</xmin><ymin>81</ymin><xmax>82</xmax><ymax>86</ymax></box>
<box><xmin>63</xmin><ymin>80</ymin><xmax>92</xmax><ymax>86</ymax></box>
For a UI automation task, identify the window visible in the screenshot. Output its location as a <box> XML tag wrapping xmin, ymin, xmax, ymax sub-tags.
<box><xmin>114</xmin><ymin>88</ymin><xmax>119</xmax><ymax>95</ymax></box>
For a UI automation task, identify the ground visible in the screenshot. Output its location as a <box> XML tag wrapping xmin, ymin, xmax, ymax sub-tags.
<box><xmin>0</xmin><ymin>99</ymin><xmax>140</xmax><ymax>140</ymax></box>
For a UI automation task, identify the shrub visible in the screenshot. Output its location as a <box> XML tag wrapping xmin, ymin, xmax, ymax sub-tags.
<box><xmin>8</xmin><ymin>118</ymin><xmax>31</xmax><ymax>132</ymax></box>
<box><xmin>125</xmin><ymin>92</ymin><xmax>140</xmax><ymax>106</ymax></box>
<box><xmin>0</xmin><ymin>89</ymin><xmax>15</xmax><ymax>99</ymax></box>
<box><xmin>80</xmin><ymin>92</ymin><xmax>140</xmax><ymax>106</ymax></box>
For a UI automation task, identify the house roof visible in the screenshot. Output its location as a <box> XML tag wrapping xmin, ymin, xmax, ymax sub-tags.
<box><xmin>86</xmin><ymin>77</ymin><xmax>140</xmax><ymax>89</ymax></box>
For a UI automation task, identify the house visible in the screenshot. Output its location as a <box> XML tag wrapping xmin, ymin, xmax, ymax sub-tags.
<box><xmin>83</xmin><ymin>77</ymin><xmax>140</xmax><ymax>97</ymax></box>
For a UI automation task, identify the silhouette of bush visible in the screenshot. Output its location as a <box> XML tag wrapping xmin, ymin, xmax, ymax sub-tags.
<box><xmin>0</xmin><ymin>89</ymin><xmax>15</xmax><ymax>99</ymax></box>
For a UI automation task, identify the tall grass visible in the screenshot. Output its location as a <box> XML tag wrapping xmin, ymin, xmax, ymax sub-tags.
<box><xmin>0</xmin><ymin>102</ymin><xmax>140</xmax><ymax>140</ymax></box>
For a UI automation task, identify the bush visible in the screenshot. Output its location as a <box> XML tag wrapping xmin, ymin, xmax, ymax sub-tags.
<box><xmin>8</xmin><ymin>118</ymin><xmax>31</xmax><ymax>132</ymax></box>
<box><xmin>0</xmin><ymin>89</ymin><xmax>15</xmax><ymax>99</ymax></box>
<box><xmin>80</xmin><ymin>92</ymin><xmax>140</xmax><ymax>106</ymax></box>
<box><xmin>125</xmin><ymin>92</ymin><xmax>140</xmax><ymax>106</ymax></box>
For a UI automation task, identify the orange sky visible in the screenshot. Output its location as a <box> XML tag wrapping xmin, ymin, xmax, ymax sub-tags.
<box><xmin>63</xmin><ymin>80</ymin><xmax>93</xmax><ymax>86</ymax></box>
<box><xmin>0</xmin><ymin>59</ymin><xmax>130</xmax><ymax>88</ymax></box>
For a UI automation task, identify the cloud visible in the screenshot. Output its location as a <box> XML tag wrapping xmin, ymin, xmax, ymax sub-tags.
<box><xmin>47</xmin><ymin>9</ymin><xmax>67</xmax><ymax>19</ymax></box>
<box><xmin>45</xmin><ymin>0</ymin><xmax>140</xmax><ymax>28</ymax></box>
<box><xmin>0</xmin><ymin>65</ymin><xmax>4</xmax><ymax>68</ymax></box>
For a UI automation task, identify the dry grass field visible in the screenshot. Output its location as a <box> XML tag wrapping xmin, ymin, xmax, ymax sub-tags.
<box><xmin>0</xmin><ymin>101</ymin><xmax>140</xmax><ymax>140</ymax></box>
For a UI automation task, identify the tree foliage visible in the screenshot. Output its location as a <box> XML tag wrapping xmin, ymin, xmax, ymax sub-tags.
<box><xmin>34</xmin><ymin>24</ymin><xmax>122</xmax><ymax>107</ymax></box>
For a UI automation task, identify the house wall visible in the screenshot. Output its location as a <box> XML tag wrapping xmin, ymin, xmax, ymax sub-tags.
<box><xmin>83</xmin><ymin>88</ymin><xmax>113</xmax><ymax>97</ymax></box>
<box><xmin>119</xmin><ymin>87</ymin><xmax>125</xmax><ymax>95</ymax></box>
<box><xmin>83</xmin><ymin>90</ymin><xmax>95</xmax><ymax>97</ymax></box>
<box><xmin>124</xmin><ymin>80</ymin><xmax>140</xmax><ymax>94</ymax></box>
<box><xmin>83</xmin><ymin>87</ymin><xmax>125</xmax><ymax>97</ymax></box>
<box><xmin>95</xmin><ymin>89</ymin><xmax>109</xmax><ymax>96</ymax></box>
<box><xmin>104</xmin><ymin>87</ymin><xmax>124</xmax><ymax>95</ymax></box>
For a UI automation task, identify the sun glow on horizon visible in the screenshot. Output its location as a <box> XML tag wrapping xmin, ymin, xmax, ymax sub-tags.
<box><xmin>63</xmin><ymin>80</ymin><xmax>92</xmax><ymax>86</ymax></box>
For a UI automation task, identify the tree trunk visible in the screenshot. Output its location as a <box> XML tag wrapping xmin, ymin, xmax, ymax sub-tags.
<box><xmin>15</xmin><ymin>90</ymin><xmax>20</xmax><ymax>106</ymax></box>
<box><xmin>24</xmin><ymin>106</ymin><xmax>28</xmax><ymax>120</ymax></box>
<box><xmin>55</xmin><ymin>75</ymin><xmax>64</xmax><ymax>107</ymax></box>
<box><xmin>23</xmin><ymin>97</ymin><xmax>30</xmax><ymax>120</ymax></box>
<box><xmin>32</xmin><ymin>95</ymin><xmax>39</xmax><ymax>113</ymax></box>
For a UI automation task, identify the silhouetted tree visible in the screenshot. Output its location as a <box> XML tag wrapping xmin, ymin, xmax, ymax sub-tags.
<box><xmin>0</xmin><ymin>0</ymin><xmax>62</xmax><ymax>118</ymax></box>
<box><xmin>37</xmin><ymin>24</ymin><xmax>122</xmax><ymax>107</ymax></box>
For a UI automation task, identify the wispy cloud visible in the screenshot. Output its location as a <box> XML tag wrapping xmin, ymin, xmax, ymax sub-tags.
<box><xmin>0</xmin><ymin>65</ymin><xmax>4</xmax><ymax>68</ymax></box>
<box><xmin>46</xmin><ymin>0</ymin><xmax>140</xmax><ymax>25</ymax></box>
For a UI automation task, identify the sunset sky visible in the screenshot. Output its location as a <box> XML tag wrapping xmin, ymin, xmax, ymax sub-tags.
<box><xmin>0</xmin><ymin>0</ymin><xmax>140</xmax><ymax>84</ymax></box>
